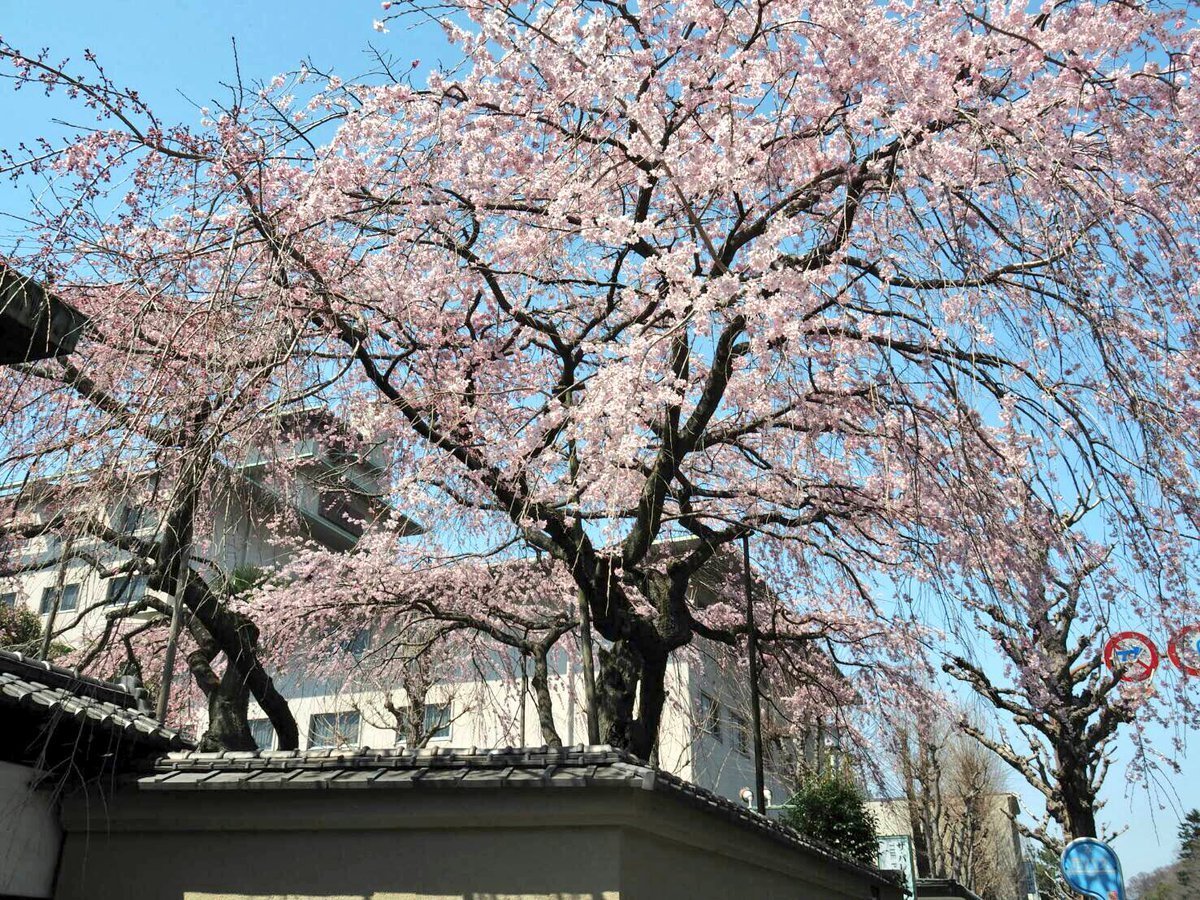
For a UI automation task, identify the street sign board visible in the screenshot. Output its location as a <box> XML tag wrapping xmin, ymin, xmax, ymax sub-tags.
<box><xmin>877</xmin><ymin>834</ymin><xmax>916</xmax><ymax>898</ymax></box>
<box><xmin>1168</xmin><ymin>625</ymin><xmax>1200</xmax><ymax>677</ymax></box>
<box><xmin>1102</xmin><ymin>631</ymin><xmax>1159</xmax><ymax>682</ymax></box>
<box><xmin>1060</xmin><ymin>837</ymin><xmax>1125</xmax><ymax>900</ymax></box>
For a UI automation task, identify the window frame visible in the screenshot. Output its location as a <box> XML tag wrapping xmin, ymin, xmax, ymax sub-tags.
<box><xmin>423</xmin><ymin>701</ymin><xmax>452</xmax><ymax>741</ymax></box>
<box><xmin>307</xmin><ymin>710</ymin><xmax>361</xmax><ymax>749</ymax></box>
<box><xmin>730</xmin><ymin>711</ymin><xmax>750</xmax><ymax>756</ymax></box>
<box><xmin>698</xmin><ymin>690</ymin><xmax>722</xmax><ymax>742</ymax></box>
<box><xmin>116</xmin><ymin>502</ymin><xmax>148</xmax><ymax>534</ymax></box>
<box><xmin>248</xmin><ymin>717</ymin><xmax>275</xmax><ymax>751</ymax></box>
<box><xmin>338</xmin><ymin>628</ymin><xmax>370</xmax><ymax>658</ymax></box>
<box><xmin>40</xmin><ymin>583</ymin><xmax>80</xmax><ymax>615</ymax></box>
<box><xmin>393</xmin><ymin>701</ymin><xmax>454</xmax><ymax>746</ymax></box>
<box><xmin>105</xmin><ymin>574</ymin><xmax>148</xmax><ymax>607</ymax></box>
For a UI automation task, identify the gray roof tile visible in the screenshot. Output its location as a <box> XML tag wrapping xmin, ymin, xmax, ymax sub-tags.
<box><xmin>328</xmin><ymin>768</ymin><xmax>385</xmax><ymax>788</ymax></box>
<box><xmin>372</xmin><ymin>769</ymin><xmax>419</xmax><ymax>787</ymax></box>
<box><xmin>0</xmin><ymin>650</ymin><xmax>193</xmax><ymax>753</ymax></box>
<box><xmin>238</xmin><ymin>771</ymin><xmax>299</xmax><ymax>790</ymax></box>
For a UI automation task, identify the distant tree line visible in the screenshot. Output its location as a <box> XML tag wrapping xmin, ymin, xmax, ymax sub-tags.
<box><xmin>1126</xmin><ymin>811</ymin><xmax>1200</xmax><ymax>900</ymax></box>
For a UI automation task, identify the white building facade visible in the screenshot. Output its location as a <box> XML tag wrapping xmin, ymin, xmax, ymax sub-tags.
<box><xmin>1</xmin><ymin>419</ymin><xmax>797</xmax><ymax>809</ymax></box>
<box><xmin>246</xmin><ymin>634</ymin><xmax>793</xmax><ymax>810</ymax></box>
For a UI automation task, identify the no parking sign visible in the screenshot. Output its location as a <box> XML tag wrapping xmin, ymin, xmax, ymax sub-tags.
<box><xmin>1168</xmin><ymin>625</ymin><xmax>1200</xmax><ymax>677</ymax></box>
<box><xmin>1102</xmin><ymin>632</ymin><xmax>1159</xmax><ymax>682</ymax></box>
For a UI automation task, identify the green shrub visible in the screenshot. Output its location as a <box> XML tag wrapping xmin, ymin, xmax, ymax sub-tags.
<box><xmin>0</xmin><ymin>602</ymin><xmax>44</xmax><ymax>654</ymax></box>
<box><xmin>780</xmin><ymin>771</ymin><xmax>879</xmax><ymax>865</ymax></box>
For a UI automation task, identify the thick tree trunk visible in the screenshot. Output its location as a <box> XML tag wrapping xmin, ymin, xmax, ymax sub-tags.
<box><xmin>530</xmin><ymin>646</ymin><xmax>563</xmax><ymax>748</ymax></box>
<box><xmin>594</xmin><ymin>638</ymin><xmax>669</xmax><ymax>761</ymax></box>
<box><xmin>183</xmin><ymin>580</ymin><xmax>300</xmax><ymax>750</ymax></box>
<box><xmin>1063</xmin><ymin>799</ymin><xmax>1098</xmax><ymax>840</ymax></box>
<box><xmin>198</xmin><ymin>672</ymin><xmax>257</xmax><ymax>751</ymax></box>
<box><xmin>1059</xmin><ymin>749</ymin><xmax>1099</xmax><ymax>839</ymax></box>
<box><xmin>184</xmin><ymin>619</ymin><xmax>257</xmax><ymax>751</ymax></box>
<box><xmin>584</xmin><ymin>566</ymin><xmax>688</xmax><ymax>761</ymax></box>
<box><xmin>596</xmin><ymin>638</ymin><xmax>642</xmax><ymax>754</ymax></box>
<box><xmin>635</xmin><ymin>648</ymin><xmax>669</xmax><ymax>762</ymax></box>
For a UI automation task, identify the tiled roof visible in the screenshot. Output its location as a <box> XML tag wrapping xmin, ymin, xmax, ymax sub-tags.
<box><xmin>139</xmin><ymin>744</ymin><xmax>892</xmax><ymax>884</ymax></box>
<box><xmin>0</xmin><ymin>649</ymin><xmax>193</xmax><ymax>753</ymax></box>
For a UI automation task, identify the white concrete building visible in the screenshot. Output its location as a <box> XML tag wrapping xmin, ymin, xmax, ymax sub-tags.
<box><xmin>1</xmin><ymin>415</ymin><xmax>800</xmax><ymax>809</ymax></box>
<box><xmin>0</xmin><ymin>407</ymin><xmax>403</xmax><ymax>650</ymax></box>
<box><xmin>249</xmin><ymin>633</ymin><xmax>794</xmax><ymax>810</ymax></box>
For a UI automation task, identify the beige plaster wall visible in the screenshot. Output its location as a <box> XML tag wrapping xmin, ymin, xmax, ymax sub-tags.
<box><xmin>867</xmin><ymin>797</ymin><xmax>915</xmax><ymax>839</ymax></box>
<box><xmin>617</xmin><ymin>792</ymin><xmax>900</xmax><ymax>900</ymax></box>
<box><xmin>620</xmin><ymin>829</ymin><xmax>878</xmax><ymax>900</ymax></box>
<box><xmin>55</xmin><ymin>788</ymin><xmax>900</xmax><ymax>900</ymax></box>
<box><xmin>57</xmin><ymin>824</ymin><xmax>622</xmax><ymax>900</ymax></box>
<box><xmin>0</xmin><ymin>761</ymin><xmax>61</xmax><ymax>899</ymax></box>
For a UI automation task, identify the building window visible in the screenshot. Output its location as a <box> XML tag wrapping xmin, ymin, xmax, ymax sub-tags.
<box><xmin>0</xmin><ymin>592</ymin><xmax>15</xmax><ymax>608</ymax></box>
<box><xmin>424</xmin><ymin>702</ymin><xmax>452</xmax><ymax>740</ymax></box>
<box><xmin>339</xmin><ymin>628</ymin><xmax>369</xmax><ymax>658</ymax></box>
<box><xmin>731</xmin><ymin>712</ymin><xmax>750</xmax><ymax>756</ymax></box>
<box><xmin>318</xmin><ymin>490</ymin><xmax>367</xmax><ymax>538</ymax></box>
<box><xmin>394</xmin><ymin>702</ymin><xmax>453</xmax><ymax>745</ymax></box>
<box><xmin>308</xmin><ymin>711</ymin><xmax>361</xmax><ymax>749</ymax></box>
<box><xmin>248</xmin><ymin>718</ymin><xmax>274</xmax><ymax>750</ymax></box>
<box><xmin>393</xmin><ymin>711</ymin><xmax>410</xmax><ymax>746</ymax></box>
<box><xmin>105</xmin><ymin>575</ymin><xmax>147</xmax><ymax>607</ymax></box>
<box><xmin>698</xmin><ymin>691</ymin><xmax>721</xmax><ymax>742</ymax></box>
<box><xmin>40</xmin><ymin>583</ymin><xmax>79</xmax><ymax>615</ymax></box>
<box><xmin>117</xmin><ymin>502</ymin><xmax>148</xmax><ymax>534</ymax></box>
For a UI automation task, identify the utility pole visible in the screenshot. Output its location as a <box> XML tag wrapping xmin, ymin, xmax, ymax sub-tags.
<box><xmin>155</xmin><ymin>458</ymin><xmax>200</xmax><ymax>723</ymax></box>
<box><xmin>155</xmin><ymin>547</ymin><xmax>190</xmax><ymax>722</ymax></box>
<box><xmin>519</xmin><ymin>649</ymin><xmax>528</xmax><ymax>746</ymax></box>
<box><xmin>743</xmin><ymin>533</ymin><xmax>766</xmax><ymax>814</ymax></box>
<box><xmin>578</xmin><ymin>590</ymin><xmax>600</xmax><ymax>744</ymax></box>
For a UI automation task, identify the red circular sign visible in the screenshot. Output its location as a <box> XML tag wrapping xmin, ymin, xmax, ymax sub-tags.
<box><xmin>1168</xmin><ymin>625</ymin><xmax>1200</xmax><ymax>677</ymax></box>
<box><xmin>1103</xmin><ymin>631</ymin><xmax>1160</xmax><ymax>682</ymax></box>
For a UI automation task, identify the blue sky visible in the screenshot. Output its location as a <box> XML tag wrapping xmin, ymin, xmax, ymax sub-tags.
<box><xmin>2</xmin><ymin>0</ymin><xmax>1198</xmax><ymax>881</ymax></box>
